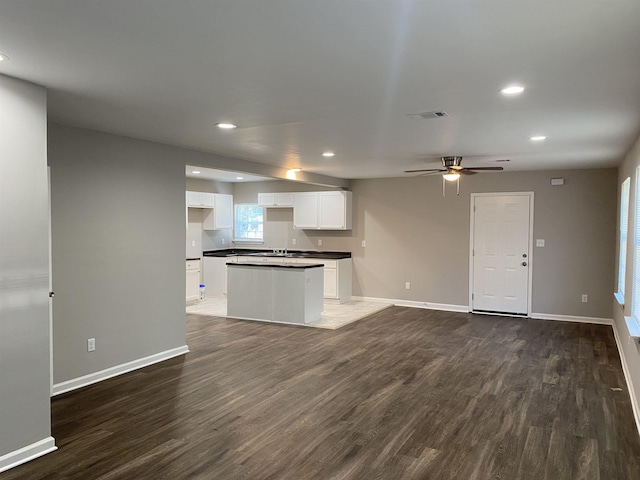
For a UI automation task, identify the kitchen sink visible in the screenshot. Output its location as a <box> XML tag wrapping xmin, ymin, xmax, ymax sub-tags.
<box><xmin>249</xmin><ymin>252</ymin><xmax>294</xmax><ymax>257</ymax></box>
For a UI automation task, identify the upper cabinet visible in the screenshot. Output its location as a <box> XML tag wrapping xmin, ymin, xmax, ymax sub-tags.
<box><xmin>186</xmin><ymin>191</ymin><xmax>214</xmax><ymax>208</ymax></box>
<box><xmin>293</xmin><ymin>191</ymin><xmax>352</xmax><ymax>230</ymax></box>
<box><xmin>258</xmin><ymin>192</ymin><xmax>294</xmax><ymax>208</ymax></box>
<box><xmin>187</xmin><ymin>191</ymin><xmax>233</xmax><ymax>230</ymax></box>
<box><xmin>203</xmin><ymin>194</ymin><xmax>233</xmax><ymax>230</ymax></box>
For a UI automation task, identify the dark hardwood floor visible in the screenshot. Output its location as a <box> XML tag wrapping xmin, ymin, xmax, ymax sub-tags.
<box><xmin>4</xmin><ymin>307</ymin><xmax>640</xmax><ymax>479</ymax></box>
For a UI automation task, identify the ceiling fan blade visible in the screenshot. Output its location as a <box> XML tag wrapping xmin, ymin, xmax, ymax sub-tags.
<box><xmin>404</xmin><ymin>168</ymin><xmax>446</xmax><ymax>173</ymax></box>
<box><xmin>459</xmin><ymin>169</ymin><xmax>477</xmax><ymax>175</ymax></box>
<box><xmin>463</xmin><ymin>166</ymin><xmax>504</xmax><ymax>171</ymax></box>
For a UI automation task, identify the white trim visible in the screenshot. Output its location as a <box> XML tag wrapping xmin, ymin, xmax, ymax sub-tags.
<box><xmin>469</xmin><ymin>192</ymin><xmax>534</xmax><ymax>316</ymax></box>
<box><xmin>624</xmin><ymin>315</ymin><xmax>640</xmax><ymax>339</ymax></box>
<box><xmin>52</xmin><ymin>345</ymin><xmax>189</xmax><ymax>396</ymax></box>
<box><xmin>0</xmin><ymin>437</ymin><xmax>56</xmax><ymax>474</ymax></box>
<box><xmin>611</xmin><ymin>320</ymin><xmax>640</xmax><ymax>440</ymax></box>
<box><xmin>351</xmin><ymin>296</ymin><xmax>469</xmax><ymax>313</ymax></box>
<box><xmin>530</xmin><ymin>312</ymin><xmax>613</xmax><ymax>325</ymax></box>
<box><xmin>48</xmin><ymin>166</ymin><xmax>53</xmax><ymax>397</ymax></box>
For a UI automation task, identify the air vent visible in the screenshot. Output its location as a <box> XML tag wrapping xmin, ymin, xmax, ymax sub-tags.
<box><xmin>407</xmin><ymin>111</ymin><xmax>448</xmax><ymax>120</ymax></box>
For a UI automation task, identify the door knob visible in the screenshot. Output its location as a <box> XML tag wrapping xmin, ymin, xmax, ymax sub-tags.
<box><xmin>522</xmin><ymin>253</ymin><xmax>527</xmax><ymax>258</ymax></box>
<box><xmin>522</xmin><ymin>262</ymin><xmax>527</xmax><ymax>266</ymax></box>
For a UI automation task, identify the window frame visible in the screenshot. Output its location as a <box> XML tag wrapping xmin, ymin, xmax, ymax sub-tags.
<box><xmin>233</xmin><ymin>203</ymin><xmax>264</xmax><ymax>243</ymax></box>
<box><xmin>632</xmin><ymin>170</ymin><xmax>640</xmax><ymax>322</ymax></box>
<box><xmin>615</xmin><ymin>177</ymin><xmax>630</xmax><ymax>305</ymax></box>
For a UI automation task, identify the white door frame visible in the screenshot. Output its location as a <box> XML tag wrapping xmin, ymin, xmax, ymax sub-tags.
<box><xmin>469</xmin><ymin>192</ymin><xmax>534</xmax><ymax>316</ymax></box>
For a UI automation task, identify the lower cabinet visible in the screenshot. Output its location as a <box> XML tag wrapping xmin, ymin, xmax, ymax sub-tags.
<box><xmin>293</xmin><ymin>258</ymin><xmax>352</xmax><ymax>303</ymax></box>
<box><xmin>201</xmin><ymin>255</ymin><xmax>352</xmax><ymax>303</ymax></box>
<box><xmin>203</xmin><ymin>257</ymin><xmax>228</xmax><ymax>296</ymax></box>
<box><xmin>186</xmin><ymin>259</ymin><xmax>201</xmax><ymax>302</ymax></box>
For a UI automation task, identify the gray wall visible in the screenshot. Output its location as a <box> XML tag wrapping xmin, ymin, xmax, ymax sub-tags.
<box><xmin>235</xmin><ymin>169</ymin><xmax>616</xmax><ymax>318</ymax></box>
<box><xmin>49</xmin><ymin>124</ymin><xmax>187</xmax><ymax>384</ymax></box>
<box><xmin>614</xmin><ymin>132</ymin><xmax>640</xmax><ymax>418</ymax></box>
<box><xmin>0</xmin><ymin>76</ymin><xmax>51</xmax><ymax>456</ymax></box>
<box><xmin>351</xmin><ymin>170</ymin><xmax>616</xmax><ymax>317</ymax></box>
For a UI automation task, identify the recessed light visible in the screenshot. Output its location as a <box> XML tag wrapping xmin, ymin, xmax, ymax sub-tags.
<box><xmin>322</xmin><ymin>152</ymin><xmax>335</xmax><ymax>157</ymax></box>
<box><xmin>530</xmin><ymin>135</ymin><xmax>547</xmax><ymax>141</ymax></box>
<box><xmin>191</xmin><ymin>170</ymin><xmax>201</xmax><ymax>174</ymax></box>
<box><xmin>501</xmin><ymin>85</ymin><xmax>525</xmax><ymax>96</ymax></box>
<box><xmin>216</xmin><ymin>123</ymin><xmax>237</xmax><ymax>129</ymax></box>
<box><xmin>236</xmin><ymin>176</ymin><xmax>244</xmax><ymax>180</ymax></box>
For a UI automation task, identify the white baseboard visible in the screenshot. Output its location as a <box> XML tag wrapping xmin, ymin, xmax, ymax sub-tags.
<box><xmin>52</xmin><ymin>345</ymin><xmax>189</xmax><ymax>396</ymax></box>
<box><xmin>353</xmin><ymin>297</ymin><xmax>616</xmax><ymax>325</ymax></box>
<box><xmin>0</xmin><ymin>436</ymin><xmax>56</xmax><ymax>474</ymax></box>
<box><xmin>530</xmin><ymin>312</ymin><xmax>613</xmax><ymax>325</ymax></box>
<box><xmin>611</xmin><ymin>320</ymin><xmax>640</xmax><ymax>440</ymax></box>
<box><xmin>352</xmin><ymin>296</ymin><xmax>469</xmax><ymax>313</ymax></box>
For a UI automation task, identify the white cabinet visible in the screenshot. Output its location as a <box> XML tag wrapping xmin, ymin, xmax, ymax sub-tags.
<box><xmin>203</xmin><ymin>193</ymin><xmax>233</xmax><ymax>230</ymax></box>
<box><xmin>323</xmin><ymin>265</ymin><xmax>338</xmax><ymax>298</ymax></box>
<box><xmin>186</xmin><ymin>191</ymin><xmax>214</xmax><ymax>208</ymax></box>
<box><xmin>292</xmin><ymin>257</ymin><xmax>352</xmax><ymax>303</ymax></box>
<box><xmin>293</xmin><ymin>191</ymin><xmax>352</xmax><ymax>230</ymax></box>
<box><xmin>203</xmin><ymin>257</ymin><xmax>228</xmax><ymax>296</ymax></box>
<box><xmin>186</xmin><ymin>259</ymin><xmax>201</xmax><ymax>302</ymax></box>
<box><xmin>258</xmin><ymin>192</ymin><xmax>294</xmax><ymax>208</ymax></box>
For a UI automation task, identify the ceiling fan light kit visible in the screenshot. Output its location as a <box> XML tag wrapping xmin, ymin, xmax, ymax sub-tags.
<box><xmin>442</xmin><ymin>172</ymin><xmax>461</xmax><ymax>181</ymax></box>
<box><xmin>405</xmin><ymin>156</ymin><xmax>505</xmax><ymax>195</ymax></box>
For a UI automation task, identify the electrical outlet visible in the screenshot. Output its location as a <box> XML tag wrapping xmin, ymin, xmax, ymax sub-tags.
<box><xmin>87</xmin><ymin>338</ymin><xmax>95</xmax><ymax>352</ymax></box>
<box><xmin>221</xmin><ymin>238</ymin><xmax>225</xmax><ymax>245</ymax></box>
<box><xmin>318</xmin><ymin>239</ymin><xmax>323</xmax><ymax>246</ymax></box>
<box><xmin>405</xmin><ymin>282</ymin><xmax>411</xmax><ymax>290</ymax></box>
<box><xmin>292</xmin><ymin>238</ymin><xmax>297</xmax><ymax>245</ymax></box>
<box><xmin>362</xmin><ymin>240</ymin><xmax>366</xmax><ymax>247</ymax></box>
<box><xmin>536</xmin><ymin>239</ymin><xmax>545</xmax><ymax>247</ymax></box>
<box><xmin>582</xmin><ymin>294</ymin><xmax>588</xmax><ymax>303</ymax></box>
<box><xmin>191</xmin><ymin>240</ymin><xmax>196</xmax><ymax>247</ymax></box>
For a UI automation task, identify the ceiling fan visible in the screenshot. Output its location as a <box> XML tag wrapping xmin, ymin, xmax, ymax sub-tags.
<box><xmin>404</xmin><ymin>156</ymin><xmax>506</xmax><ymax>195</ymax></box>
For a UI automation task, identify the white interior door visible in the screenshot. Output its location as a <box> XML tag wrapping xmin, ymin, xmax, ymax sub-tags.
<box><xmin>471</xmin><ymin>193</ymin><xmax>532</xmax><ymax>315</ymax></box>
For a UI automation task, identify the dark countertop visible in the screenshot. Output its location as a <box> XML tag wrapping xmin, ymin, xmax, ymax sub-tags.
<box><xmin>186</xmin><ymin>257</ymin><xmax>201</xmax><ymax>261</ymax></box>
<box><xmin>204</xmin><ymin>248</ymin><xmax>351</xmax><ymax>260</ymax></box>
<box><xmin>227</xmin><ymin>261</ymin><xmax>324</xmax><ymax>269</ymax></box>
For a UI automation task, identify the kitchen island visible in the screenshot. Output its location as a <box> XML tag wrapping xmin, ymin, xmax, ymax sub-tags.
<box><xmin>226</xmin><ymin>261</ymin><xmax>324</xmax><ymax>325</ymax></box>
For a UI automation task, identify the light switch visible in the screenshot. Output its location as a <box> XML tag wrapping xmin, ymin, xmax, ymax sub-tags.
<box><xmin>536</xmin><ymin>239</ymin><xmax>545</xmax><ymax>247</ymax></box>
<box><xmin>362</xmin><ymin>240</ymin><xmax>366</xmax><ymax>247</ymax></box>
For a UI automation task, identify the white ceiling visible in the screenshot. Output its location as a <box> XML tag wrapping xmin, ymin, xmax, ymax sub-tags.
<box><xmin>1</xmin><ymin>1</ymin><xmax>639</xmax><ymax>180</ymax></box>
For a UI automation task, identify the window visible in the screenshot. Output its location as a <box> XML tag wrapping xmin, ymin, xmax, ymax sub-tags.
<box><xmin>616</xmin><ymin>177</ymin><xmax>630</xmax><ymax>305</ymax></box>
<box><xmin>628</xmin><ymin>171</ymin><xmax>640</xmax><ymax>339</ymax></box>
<box><xmin>632</xmin><ymin>171</ymin><xmax>640</xmax><ymax>321</ymax></box>
<box><xmin>234</xmin><ymin>204</ymin><xmax>263</xmax><ymax>241</ymax></box>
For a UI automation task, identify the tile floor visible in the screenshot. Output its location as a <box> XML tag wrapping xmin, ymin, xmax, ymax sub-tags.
<box><xmin>186</xmin><ymin>295</ymin><xmax>392</xmax><ymax>329</ymax></box>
